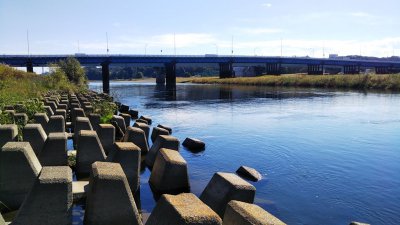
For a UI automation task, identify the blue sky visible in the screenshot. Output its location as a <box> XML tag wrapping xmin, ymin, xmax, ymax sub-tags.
<box><xmin>0</xmin><ymin>0</ymin><xmax>399</xmax><ymax>57</ymax></box>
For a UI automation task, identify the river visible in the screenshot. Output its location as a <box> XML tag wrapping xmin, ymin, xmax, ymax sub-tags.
<box><xmin>89</xmin><ymin>81</ymin><xmax>400</xmax><ymax>225</ymax></box>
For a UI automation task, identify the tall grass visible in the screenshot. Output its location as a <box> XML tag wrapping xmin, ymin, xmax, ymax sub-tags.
<box><xmin>182</xmin><ymin>74</ymin><xmax>400</xmax><ymax>91</ymax></box>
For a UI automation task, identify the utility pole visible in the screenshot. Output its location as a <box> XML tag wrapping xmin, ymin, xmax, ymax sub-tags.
<box><xmin>26</xmin><ymin>29</ymin><xmax>30</xmax><ymax>56</ymax></box>
<box><xmin>106</xmin><ymin>32</ymin><xmax>109</xmax><ymax>55</ymax></box>
<box><xmin>231</xmin><ymin>35</ymin><xmax>234</xmax><ymax>55</ymax></box>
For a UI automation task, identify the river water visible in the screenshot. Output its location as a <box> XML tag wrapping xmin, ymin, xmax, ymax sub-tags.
<box><xmin>90</xmin><ymin>81</ymin><xmax>400</xmax><ymax>225</ymax></box>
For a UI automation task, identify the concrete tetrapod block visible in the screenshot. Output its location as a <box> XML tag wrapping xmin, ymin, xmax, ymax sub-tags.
<box><xmin>12</xmin><ymin>166</ymin><xmax>73</xmax><ymax>225</ymax></box>
<box><xmin>76</xmin><ymin>130</ymin><xmax>106</xmax><ymax>178</ymax></box>
<box><xmin>112</xmin><ymin>142</ymin><xmax>141</xmax><ymax>194</ymax></box>
<box><xmin>182</xmin><ymin>137</ymin><xmax>206</xmax><ymax>151</ymax></box>
<box><xmin>45</xmin><ymin>101</ymin><xmax>57</xmax><ymax>113</ymax></box>
<box><xmin>122</xmin><ymin>126</ymin><xmax>149</xmax><ymax>155</ymax></box>
<box><xmin>120</xmin><ymin>113</ymin><xmax>132</xmax><ymax>127</ymax></box>
<box><xmin>84</xmin><ymin>162</ymin><xmax>142</xmax><ymax>225</ymax></box>
<box><xmin>74</xmin><ymin>116</ymin><xmax>93</xmax><ymax>146</ymax></box>
<box><xmin>23</xmin><ymin>124</ymin><xmax>47</xmax><ymax>156</ymax></box>
<box><xmin>44</xmin><ymin>105</ymin><xmax>54</xmax><ymax>116</ymax></box>
<box><xmin>222</xmin><ymin>200</ymin><xmax>286</xmax><ymax>225</ymax></box>
<box><xmin>146</xmin><ymin>193</ymin><xmax>222</xmax><ymax>225</ymax></box>
<box><xmin>133</xmin><ymin>122</ymin><xmax>150</xmax><ymax>143</ymax></box>
<box><xmin>33</xmin><ymin>113</ymin><xmax>49</xmax><ymax>132</ymax></box>
<box><xmin>71</xmin><ymin>108</ymin><xmax>86</xmax><ymax>126</ymax></box>
<box><xmin>200</xmin><ymin>172</ymin><xmax>256</xmax><ymax>217</ymax></box>
<box><xmin>146</xmin><ymin>135</ymin><xmax>180</xmax><ymax>167</ymax></box>
<box><xmin>0</xmin><ymin>124</ymin><xmax>18</xmax><ymax>148</ymax></box>
<box><xmin>236</xmin><ymin>166</ymin><xmax>262</xmax><ymax>182</ymax></box>
<box><xmin>0</xmin><ymin>213</ymin><xmax>4</xmax><ymax>225</ymax></box>
<box><xmin>14</xmin><ymin>113</ymin><xmax>28</xmax><ymax>126</ymax></box>
<box><xmin>151</xmin><ymin>126</ymin><xmax>170</xmax><ymax>143</ymax></box>
<box><xmin>129</xmin><ymin>109</ymin><xmax>139</xmax><ymax>119</ymax></box>
<box><xmin>136</xmin><ymin>118</ymin><xmax>148</xmax><ymax>124</ymax></box>
<box><xmin>139</xmin><ymin>115</ymin><xmax>152</xmax><ymax>125</ymax></box>
<box><xmin>149</xmin><ymin>148</ymin><xmax>190</xmax><ymax>194</ymax></box>
<box><xmin>157</xmin><ymin>124</ymin><xmax>172</xmax><ymax>134</ymax></box>
<box><xmin>88</xmin><ymin>113</ymin><xmax>101</xmax><ymax>131</ymax></box>
<box><xmin>0</xmin><ymin>142</ymin><xmax>42</xmax><ymax>210</ymax></box>
<box><xmin>55</xmin><ymin>109</ymin><xmax>67</xmax><ymax>121</ymax></box>
<box><xmin>349</xmin><ymin>222</ymin><xmax>370</xmax><ymax>225</ymax></box>
<box><xmin>39</xmin><ymin>132</ymin><xmax>68</xmax><ymax>166</ymax></box>
<box><xmin>96</xmin><ymin>124</ymin><xmax>115</xmax><ymax>155</ymax></box>
<box><xmin>112</xmin><ymin>115</ymin><xmax>127</xmax><ymax>133</ymax></box>
<box><xmin>47</xmin><ymin>115</ymin><xmax>66</xmax><ymax>134</ymax></box>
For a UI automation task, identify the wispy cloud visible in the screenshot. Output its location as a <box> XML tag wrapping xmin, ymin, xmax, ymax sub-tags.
<box><xmin>262</xmin><ymin>3</ymin><xmax>272</xmax><ymax>8</ymax></box>
<box><xmin>236</xmin><ymin>28</ymin><xmax>283</xmax><ymax>35</ymax></box>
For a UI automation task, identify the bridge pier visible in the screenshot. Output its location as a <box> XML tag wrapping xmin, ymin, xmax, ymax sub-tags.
<box><xmin>265</xmin><ymin>63</ymin><xmax>281</xmax><ymax>75</ymax></box>
<box><xmin>219</xmin><ymin>62</ymin><xmax>234</xmax><ymax>78</ymax></box>
<box><xmin>101</xmin><ymin>62</ymin><xmax>110</xmax><ymax>94</ymax></box>
<box><xmin>165</xmin><ymin>63</ymin><xmax>176</xmax><ymax>88</ymax></box>
<box><xmin>26</xmin><ymin>62</ymin><xmax>34</xmax><ymax>73</ymax></box>
<box><xmin>375</xmin><ymin>66</ymin><xmax>389</xmax><ymax>74</ymax></box>
<box><xmin>343</xmin><ymin>65</ymin><xmax>360</xmax><ymax>74</ymax></box>
<box><xmin>307</xmin><ymin>64</ymin><xmax>324</xmax><ymax>75</ymax></box>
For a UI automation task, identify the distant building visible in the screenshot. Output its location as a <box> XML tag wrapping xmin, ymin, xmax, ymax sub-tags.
<box><xmin>329</xmin><ymin>54</ymin><xmax>339</xmax><ymax>59</ymax></box>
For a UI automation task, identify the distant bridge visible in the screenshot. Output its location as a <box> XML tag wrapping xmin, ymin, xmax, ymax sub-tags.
<box><xmin>1</xmin><ymin>54</ymin><xmax>400</xmax><ymax>93</ymax></box>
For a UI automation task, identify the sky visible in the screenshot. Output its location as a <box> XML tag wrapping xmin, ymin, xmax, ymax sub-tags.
<box><xmin>0</xmin><ymin>0</ymin><xmax>399</xmax><ymax>57</ymax></box>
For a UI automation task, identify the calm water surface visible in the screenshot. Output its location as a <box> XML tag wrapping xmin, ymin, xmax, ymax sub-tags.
<box><xmin>90</xmin><ymin>82</ymin><xmax>400</xmax><ymax>225</ymax></box>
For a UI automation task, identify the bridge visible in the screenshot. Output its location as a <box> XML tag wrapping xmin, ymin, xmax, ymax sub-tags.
<box><xmin>1</xmin><ymin>54</ymin><xmax>400</xmax><ymax>93</ymax></box>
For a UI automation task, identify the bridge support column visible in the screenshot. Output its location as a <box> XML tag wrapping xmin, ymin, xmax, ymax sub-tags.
<box><xmin>307</xmin><ymin>64</ymin><xmax>324</xmax><ymax>75</ymax></box>
<box><xmin>343</xmin><ymin>65</ymin><xmax>360</xmax><ymax>74</ymax></box>
<box><xmin>219</xmin><ymin>63</ymin><xmax>234</xmax><ymax>78</ymax></box>
<box><xmin>165</xmin><ymin>62</ymin><xmax>176</xmax><ymax>88</ymax></box>
<box><xmin>101</xmin><ymin>62</ymin><xmax>110</xmax><ymax>94</ymax></box>
<box><xmin>26</xmin><ymin>62</ymin><xmax>34</xmax><ymax>73</ymax></box>
<box><xmin>375</xmin><ymin>66</ymin><xmax>389</xmax><ymax>74</ymax></box>
<box><xmin>266</xmin><ymin>63</ymin><xmax>281</xmax><ymax>75</ymax></box>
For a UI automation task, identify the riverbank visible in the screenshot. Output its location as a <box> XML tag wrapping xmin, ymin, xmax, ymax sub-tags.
<box><xmin>178</xmin><ymin>74</ymin><xmax>400</xmax><ymax>91</ymax></box>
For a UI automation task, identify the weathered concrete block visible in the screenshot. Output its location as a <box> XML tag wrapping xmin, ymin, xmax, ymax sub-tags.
<box><xmin>0</xmin><ymin>142</ymin><xmax>42</xmax><ymax>210</ymax></box>
<box><xmin>57</xmin><ymin>104</ymin><xmax>68</xmax><ymax>110</ymax></box>
<box><xmin>55</xmin><ymin>109</ymin><xmax>67</xmax><ymax>121</ymax></box>
<box><xmin>119</xmin><ymin>104</ymin><xmax>130</xmax><ymax>113</ymax></box>
<box><xmin>0</xmin><ymin>124</ymin><xmax>18</xmax><ymax>148</ymax></box>
<box><xmin>151</xmin><ymin>127</ymin><xmax>170</xmax><ymax>143</ymax></box>
<box><xmin>44</xmin><ymin>105</ymin><xmax>54</xmax><ymax>116</ymax></box>
<box><xmin>3</xmin><ymin>105</ymin><xmax>14</xmax><ymax>110</ymax></box>
<box><xmin>133</xmin><ymin>122</ymin><xmax>150</xmax><ymax>142</ymax></box>
<box><xmin>45</xmin><ymin>101</ymin><xmax>57</xmax><ymax>113</ymax></box>
<box><xmin>149</xmin><ymin>148</ymin><xmax>189</xmax><ymax>193</ymax></box>
<box><xmin>122</xmin><ymin>126</ymin><xmax>149</xmax><ymax>154</ymax></box>
<box><xmin>33</xmin><ymin>113</ymin><xmax>49</xmax><ymax>131</ymax></box>
<box><xmin>136</xmin><ymin>118</ymin><xmax>148</xmax><ymax>124</ymax></box>
<box><xmin>349</xmin><ymin>222</ymin><xmax>370</xmax><ymax>225</ymax></box>
<box><xmin>112</xmin><ymin>115</ymin><xmax>126</xmax><ymax>133</ymax></box>
<box><xmin>112</xmin><ymin>142</ymin><xmax>141</xmax><ymax>193</ymax></box>
<box><xmin>12</xmin><ymin>166</ymin><xmax>73</xmax><ymax>225</ymax></box>
<box><xmin>139</xmin><ymin>115</ymin><xmax>152</xmax><ymax>125</ymax></box>
<box><xmin>146</xmin><ymin>193</ymin><xmax>222</xmax><ymax>225</ymax></box>
<box><xmin>74</xmin><ymin>116</ymin><xmax>93</xmax><ymax>145</ymax></box>
<box><xmin>14</xmin><ymin>113</ymin><xmax>28</xmax><ymax>126</ymax></box>
<box><xmin>47</xmin><ymin>115</ymin><xmax>65</xmax><ymax>134</ymax></box>
<box><xmin>182</xmin><ymin>137</ymin><xmax>205</xmax><ymax>151</ymax></box>
<box><xmin>71</xmin><ymin>108</ymin><xmax>86</xmax><ymax>126</ymax></box>
<box><xmin>39</xmin><ymin>132</ymin><xmax>67</xmax><ymax>166</ymax></box>
<box><xmin>129</xmin><ymin>109</ymin><xmax>139</xmax><ymax>119</ymax></box>
<box><xmin>223</xmin><ymin>200</ymin><xmax>286</xmax><ymax>225</ymax></box>
<box><xmin>146</xmin><ymin>135</ymin><xmax>180</xmax><ymax>167</ymax></box>
<box><xmin>76</xmin><ymin>130</ymin><xmax>106</xmax><ymax>177</ymax></box>
<box><xmin>200</xmin><ymin>172</ymin><xmax>256</xmax><ymax>217</ymax></box>
<box><xmin>157</xmin><ymin>124</ymin><xmax>172</xmax><ymax>134</ymax></box>
<box><xmin>23</xmin><ymin>124</ymin><xmax>47</xmax><ymax>156</ymax></box>
<box><xmin>84</xmin><ymin>162</ymin><xmax>142</xmax><ymax>225</ymax></box>
<box><xmin>120</xmin><ymin>113</ymin><xmax>132</xmax><ymax>127</ymax></box>
<box><xmin>88</xmin><ymin>113</ymin><xmax>101</xmax><ymax>131</ymax></box>
<box><xmin>96</xmin><ymin>124</ymin><xmax>115</xmax><ymax>155</ymax></box>
<box><xmin>236</xmin><ymin>166</ymin><xmax>262</xmax><ymax>182</ymax></box>
<box><xmin>70</xmin><ymin>102</ymin><xmax>80</xmax><ymax>110</ymax></box>
<box><xmin>0</xmin><ymin>212</ymin><xmax>4</xmax><ymax>225</ymax></box>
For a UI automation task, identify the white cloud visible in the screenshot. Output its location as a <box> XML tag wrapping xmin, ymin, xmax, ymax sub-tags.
<box><xmin>236</xmin><ymin>28</ymin><xmax>283</xmax><ymax>35</ymax></box>
<box><xmin>262</xmin><ymin>3</ymin><xmax>272</xmax><ymax>8</ymax></box>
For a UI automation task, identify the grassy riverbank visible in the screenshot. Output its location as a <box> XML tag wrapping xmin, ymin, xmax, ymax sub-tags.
<box><xmin>178</xmin><ymin>74</ymin><xmax>400</xmax><ymax>91</ymax></box>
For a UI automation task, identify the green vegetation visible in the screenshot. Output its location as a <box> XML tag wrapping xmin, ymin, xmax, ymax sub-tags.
<box><xmin>0</xmin><ymin>57</ymin><xmax>89</xmax><ymax>125</ymax></box>
<box><xmin>92</xmin><ymin>99</ymin><xmax>118</xmax><ymax>123</ymax></box>
<box><xmin>180</xmin><ymin>74</ymin><xmax>400</xmax><ymax>91</ymax></box>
